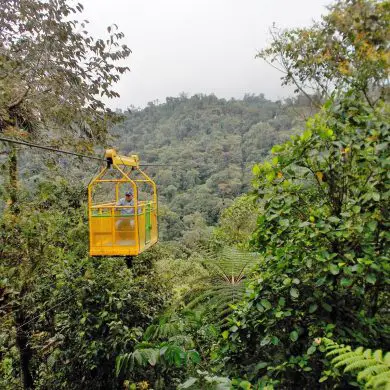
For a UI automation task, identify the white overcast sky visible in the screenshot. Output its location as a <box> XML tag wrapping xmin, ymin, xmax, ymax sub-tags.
<box><xmin>81</xmin><ymin>0</ymin><xmax>331</xmax><ymax>109</ymax></box>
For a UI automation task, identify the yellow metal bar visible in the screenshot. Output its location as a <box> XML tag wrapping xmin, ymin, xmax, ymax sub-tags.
<box><xmin>105</xmin><ymin>149</ymin><xmax>139</xmax><ymax>167</ymax></box>
<box><xmin>91</xmin><ymin>205</ymin><xmax>140</xmax><ymax>209</ymax></box>
<box><xmin>88</xmin><ymin>180</ymin><xmax>93</xmax><ymax>256</ymax></box>
<box><xmin>90</xmin><ymin>167</ymin><xmax>108</xmax><ymax>184</ymax></box>
<box><xmin>111</xmin><ymin>203</ymin><xmax>115</xmax><ymax>246</ymax></box>
<box><xmin>137</xmin><ymin>167</ymin><xmax>158</xmax><ymax>242</ymax></box>
<box><xmin>88</xmin><ymin>165</ymin><xmax>107</xmax><ymax>256</ymax></box>
<box><xmin>91</xmin><ymin>202</ymin><xmax>116</xmax><ymax>208</ymax></box>
<box><xmin>95</xmin><ymin>179</ymin><xmax>130</xmax><ymax>183</ymax></box>
<box><xmin>113</xmin><ymin>163</ymin><xmax>140</xmax><ymax>254</ymax></box>
<box><xmin>137</xmin><ymin>167</ymin><xmax>157</xmax><ymax>206</ymax></box>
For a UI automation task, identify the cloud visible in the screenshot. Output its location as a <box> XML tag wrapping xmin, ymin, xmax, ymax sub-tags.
<box><xmin>81</xmin><ymin>0</ymin><xmax>330</xmax><ymax>108</ymax></box>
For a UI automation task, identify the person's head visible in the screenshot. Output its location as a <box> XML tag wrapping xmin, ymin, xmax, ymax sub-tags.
<box><xmin>125</xmin><ymin>190</ymin><xmax>133</xmax><ymax>200</ymax></box>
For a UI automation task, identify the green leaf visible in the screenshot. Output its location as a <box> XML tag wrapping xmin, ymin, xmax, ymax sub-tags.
<box><xmin>307</xmin><ymin>346</ymin><xmax>316</xmax><ymax>355</ymax></box>
<box><xmin>315</xmin><ymin>277</ymin><xmax>326</xmax><ymax>287</ymax></box>
<box><xmin>148</xmin><ymin>350</ymin><xmax>158</xmax><ymax>366</ymax></box>
<box><xmin>309</xmin><ymin>303</ymin><xmax>318</xmax><ymax>313</ymax></box>
<box><xmin>329</xmin><ymin>264</ymin><xmax>339</xmax><ymax>275</ymax></box>
<box><xmin>261</xmin><ymin>336</ymin><xmax>271</xmax><ymax>346</ymax></box>
<box><xmin>133</xmin><ymin>350</ymin><xmax>143</xmax><ymax>366</ymax></box>
<box><xmin>252</xmin><ymin>164</ymin><xmax>260</xmax><ymax>175</ymax></box>
<box><xmin>222</xmin><ymin>331</ymin><xmax>229</xmax><ymax>340</ymax></box>
<box><xmin>321</xmin><ymin>302</ymin><xmax>332</xmax><ymax>312</ymax></box>
<box><xmin>319</xmin><ymin>376</ymin><xmax>328</xmax><ymax>383</ymax></box>
<box><xmin>290</xmin><ymin>331</ymin><xmax>299</xmax><ymax>342</ymax></box>
<box><xmin>239</xmin><ymin>380</ymin><xmax>252</xmax><ymax>390</ymax></box>
<box><xmin>174</xmin><ymin>350</ymin><xmax>182</xmax><ymax>367</ymax></box>
<box><xmin>340</xmin><ymin>278</ymin><xmax>352</xmax><ymax>287</ymax></box>
<box><xmin>326</xmin><ymin>129</ymin><xmax>333</xmax><ymax>137</ymax></box>
<box><xmin>255</xmin><ymin>362</ymin><xmax>268</xmax><ymax>371</ymax></box>
<box><xmin>260</xmin><ymin>299</ymin><xmax>272</xmax><ymax>310</ymax></box>
<box><xmin>367</xmin><ymin>221</ymin><xmax>377</xmax><ymax>232</ymax></box>
<box><xmin>366</xmin><ymin>273</ymin><xmax>376</xmax><ymax>285</ymax></box>
<box><xmin>271</xmin><ymin>144</ymin><xmax>283</xmax><ymax>153</ymax></box>
<box><xmin>302</xmin><ymin>129</ymin><xmax>312</xmax><ymax>141</ymax></box>
<box><xmin>178</xmin><ymin>377</ymin><xmax>198</xmax><ymax>389</ymax></box>
<box><xmin>372</xmin><ymin>192</ymin><xmax>380</xmax><ymax>201</ymax></box>
<box><xmin>187</xmin><ymin>350</ymin><xmax>201</xmax><ymax>364</ymax></box>
<box><xmin>290</xmin><ymin>287</ymin><xmax>299</xmax><ymax>298</ymax></box>
<box><xmin>352</xmin><ymin>205</ymin><xmax>361</xmax><ymax>213</ymax></box>
<box><xmin>266</xmin><ymin>171</ymin><xmax>275</xmax><ymax>182</ymax></box>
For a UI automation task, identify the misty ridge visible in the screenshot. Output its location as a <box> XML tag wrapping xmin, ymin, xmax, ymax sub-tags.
<box><xmin>109</xmin><ymin>92</ymin><xmax>312</xmax><ymax>241</ymax></box>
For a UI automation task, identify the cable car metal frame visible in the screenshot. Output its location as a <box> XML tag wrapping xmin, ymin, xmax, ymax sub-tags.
<box><xmin>88</xmin><ymin>149</ymin><xmax>158</xmax><ymax>257</ymax></box>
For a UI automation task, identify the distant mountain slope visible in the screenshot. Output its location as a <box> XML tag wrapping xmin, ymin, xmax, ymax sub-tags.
<box><xmin>112</xmin><ymin>93</ymin><xmax>310</xmax><ymax>241</ymax></box>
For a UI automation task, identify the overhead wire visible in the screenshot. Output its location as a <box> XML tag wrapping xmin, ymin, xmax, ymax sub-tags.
<box><xmin>0</xmin><ymin>272</ymin><xmax>71</xmax><ymax>312</ymax></box>
<box><xmin>0</xmin><ymin>136</ymin><xmax>203</xmax><ymax>328</ymax></box>
<box><xmin>0</xmin><ymin>293</ymin><xmax>74</xmax><ymax>329</ymax></box>
<box><xmin>1</xmin><ymin>264</ymin><xmax>93</xmax><ymax>331</ymax></box>
<box><xmin>0</xmin><ymin>135</ymin><xmax>104</xmax><ymax>161</ymax></box>
<box><xmin>0</xmin><ymin>135</ymin><xmax>178</xmax><ymax>167</ymax></box>
<box><xmin>15</xmin><ymin>295</ymin><xmax>75</xmax><ymax>332</ymax></box>
<box><xmin>0</xmin><ymin>136</ymin><xmax>175</xmax><ymax>330</ymax></box>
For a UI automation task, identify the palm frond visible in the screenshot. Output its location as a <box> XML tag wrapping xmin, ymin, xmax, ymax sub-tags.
<box><xmin>116</xmin><ymin>343</ymin><xmax>200</xmax><ymax>376</ymax></box>
<box><xmin>184</xmin><ymin>247</ymin><xmax>261</xmax><ymax>323</ymax></box>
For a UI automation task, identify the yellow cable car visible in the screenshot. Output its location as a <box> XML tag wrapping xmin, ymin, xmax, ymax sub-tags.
<box><xmin>88</xmin><ymin>149</ymin><xmax>158</xmax><ymax>258</ymax></box>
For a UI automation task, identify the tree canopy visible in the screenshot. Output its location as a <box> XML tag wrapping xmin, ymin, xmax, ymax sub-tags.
<box><xmin>258</xmin><ymin>0</ymin><xmax>390</xmax><ymax>107</ymax></box>
<box><xmin>0</xmin><ymin>0</ymin><xmax>130</xmax><ymax>140</ymax></box>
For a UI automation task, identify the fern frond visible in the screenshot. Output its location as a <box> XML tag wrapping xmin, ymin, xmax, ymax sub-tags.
<box><xmin>184</xmin><ymin>247</ymin><xmax>260</xmax><ymax>322</ymax></box>
<box><xmin>374</xmin><ymin>350</ymin><xmax>384</xmax><ymax>361</ymax></box>
<box><xmin>344</xmin><ymin>360</ymin><xmax>380</xmax><ymax>373</ymax></box>
<box><xmin>359</xmin><ymin>365</ymin><xmax>389</xmax><ymax>382</ymax></box>
<box><xmin>326</xmin><ymin>346</ymin><xmax>351</xmax><ymax>358</ymax></box>
<box><xmin>143</xmin><ymin>314</ymin><xmax>184</xmax><ymax>341</ymax></box>
<box><xmin>364</xmin><ymin>349</ymin><xmax>373</xmax><ymax>359</ymax></box>
<box><xmin>333</xmin><ymin>353</ymin><xmax>368</xmax><ymax>367</ymax></box>
<box><xmin>320</xmin><ymin>338</ymin><xmax>390</xmax><ymax>389</ymax></box>
<box><xmin>367</xmin><ymin>371</ymin><xmax>390</xmax><ymax>389</ymax></box>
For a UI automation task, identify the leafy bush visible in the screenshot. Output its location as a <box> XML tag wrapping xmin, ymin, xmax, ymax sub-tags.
<box><xmin>0</xmin><ymin>181</ymin><xmax>170</xmax><ymax>389</ymax></box>
<box><xmin>219</xmin><ymin>95</ymin><xmax>390</xmax><ymax>388</ymax></box>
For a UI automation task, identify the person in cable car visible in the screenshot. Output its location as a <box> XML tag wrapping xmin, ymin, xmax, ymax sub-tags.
<box><xmin>116</xmin><ymin>190</ymin><xmax>135</xmax><ymax>231</ymax></box>
<box><xmin>117</xmin><ymin>190</ymin><xmax>134</xmax><ymax>215</ymax></box>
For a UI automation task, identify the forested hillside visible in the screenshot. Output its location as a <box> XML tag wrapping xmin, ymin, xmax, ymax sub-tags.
<box><xmin>1</xmin><ymin>0</ymin><xmax>389</xmax><ymax>389</ymax></box>
<box><xmin>112</xmin><ymin>94</ymin><xmax>309</xmax><ymax>241</ymax></box>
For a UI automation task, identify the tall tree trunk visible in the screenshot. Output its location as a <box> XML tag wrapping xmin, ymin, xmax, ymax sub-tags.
<box><xmin>8</xmin><ymin>144</ymin><xmax>19</xmax><ymax>214</ymax></box>
<box><xmin>15</xmin><ymin>299</ymin><xmax>34</xmax><ymax>390</ymax></box>
<box><xmin>8</xmin><ymin>146</ymin><xmax>34</xmax><ymax>388</ymax></box>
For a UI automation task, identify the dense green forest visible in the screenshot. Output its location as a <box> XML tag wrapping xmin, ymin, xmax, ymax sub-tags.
<box><xmin>111</xmin><ymin>93</ymin><xmax>309</xmax><ymax>242</ymax></box>
<box><xmin>1</xmin><ymin>0</ymin><xmax>389</xmax><ymax>389</ymax></box>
